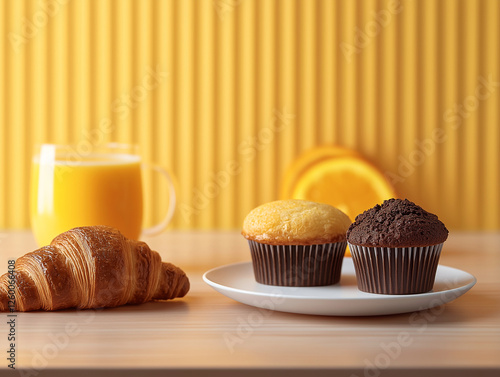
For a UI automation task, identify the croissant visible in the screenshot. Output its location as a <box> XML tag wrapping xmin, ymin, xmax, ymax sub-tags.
<box><xmin>0</xmin><ymin>226</ymin><xmax>189</xmax><ymax>312</ymax></box>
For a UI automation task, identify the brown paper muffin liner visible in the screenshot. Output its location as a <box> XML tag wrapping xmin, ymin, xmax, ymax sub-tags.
<box><xmin>348</xmin><ymin>243</ymin><xmax>444</xmax><ymax>295</ymax></box>
<box><xmin>248</xmin><ymin>240</ymin><xmax>347</xmax><ymax>286</ymax></box>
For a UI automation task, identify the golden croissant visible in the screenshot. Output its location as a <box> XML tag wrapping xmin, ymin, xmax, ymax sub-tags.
<box><xmin>0</xmin><ymin>226</ymin><xmax>189</xmax><ymax>312</ymax></box>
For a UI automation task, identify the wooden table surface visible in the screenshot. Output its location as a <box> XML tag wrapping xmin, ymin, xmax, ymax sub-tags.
<box><xmin>0</xmin><ymin>230</ymin><xmax>499</xmax><ymax>377</ymax></box>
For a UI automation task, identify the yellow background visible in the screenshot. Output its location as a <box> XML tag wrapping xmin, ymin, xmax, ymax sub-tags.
<box><xmin>0</xmin><ymin>0</ymin><xmax>498</xmax><ymax>231</ymax></box>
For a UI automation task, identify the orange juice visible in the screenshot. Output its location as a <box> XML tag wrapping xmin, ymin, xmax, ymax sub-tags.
<box><xmin>30</xmin><ymin>153</ymin><xmax>143</xmax><ymax>246</ymax></box>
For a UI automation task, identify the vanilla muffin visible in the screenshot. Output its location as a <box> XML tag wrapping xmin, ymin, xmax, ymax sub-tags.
<box><xmin>242</xmin><ymin>200</ymin><xmax>351</xmax><ymax>286</ymax></box>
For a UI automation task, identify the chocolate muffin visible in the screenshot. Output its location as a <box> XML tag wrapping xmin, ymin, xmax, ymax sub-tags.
<box><xmin>242</xmin><ymin>200</ymin><xmax>351</xmax><ymax>286</ymax></box>
<box><xmin>347</xmin><ymin>198</ymin><xmax>448</xmax><ymax>295</ymax></box>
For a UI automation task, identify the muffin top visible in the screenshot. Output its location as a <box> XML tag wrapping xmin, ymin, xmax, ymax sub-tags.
<box><xmin>347</xmin><ymin>198</ymin><xmax>448</xmax><ymax>247</ymax></box>
<box><xmin>242</xmin><ymin>199</ymin><xmax>351</xmax><ymax>245</ymax></box>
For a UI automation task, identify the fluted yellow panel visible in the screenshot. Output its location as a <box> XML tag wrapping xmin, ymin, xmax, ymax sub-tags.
<box><xmin>0</xmin><ymin>0</ymin><xmax>499</xmax><ymax>231</ymax></box>
<box><xmin>0</xmin><ymin>0</ymin><xmax>5</xmax><ymax>227</ymax></box>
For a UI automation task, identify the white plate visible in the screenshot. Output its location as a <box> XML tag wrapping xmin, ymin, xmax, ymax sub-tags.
<box><xmin>203</xmin><ymin>258</ymin><xmax>476</xmax><ymax>316</ymax></box>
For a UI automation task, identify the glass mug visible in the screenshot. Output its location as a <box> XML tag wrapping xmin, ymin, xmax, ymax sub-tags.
<box><xmin>30</xmin><ymin>143</ymin><xmax>176</xmax><ymax>246</ymax></box>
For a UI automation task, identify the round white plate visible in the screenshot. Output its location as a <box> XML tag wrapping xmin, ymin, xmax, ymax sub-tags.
<box><xmin>203</xmin><ymin>258</ymin><xmax>476</xmax><ymax>316</ymax></box>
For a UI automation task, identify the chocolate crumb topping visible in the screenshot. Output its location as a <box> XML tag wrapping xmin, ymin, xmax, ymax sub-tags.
<box><xmin>347</xmin><ymin>198</ymin><xmax>448</xmax><ymax>247</ymax></box>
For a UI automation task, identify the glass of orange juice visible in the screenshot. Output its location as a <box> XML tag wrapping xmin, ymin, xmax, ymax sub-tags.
<box><xmin>30</xmin><ymin>143</ymin><xmax>176</xmax><ymax>246</ymax></box>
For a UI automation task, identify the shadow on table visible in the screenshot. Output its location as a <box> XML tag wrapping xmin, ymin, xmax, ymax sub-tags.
<box><xmin>24</xmin><ymin>300</ymin><xmax>192</xmax><ymax>316</ymax></box>
<box><xmin>104</xmin><ymin>300</ymin><xmax>190</xmax><ymax>314</ymax></box>
<box><xmin>264</xmin><ymin>287</ymin><xmax>499</xmax><ymax>326</ymax></box>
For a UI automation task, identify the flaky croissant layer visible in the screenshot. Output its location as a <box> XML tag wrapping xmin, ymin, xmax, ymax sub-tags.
<box><xmin>0</xmin><ymin>226</ymin><xmax>189</xmax><ymax>312</ymax></box>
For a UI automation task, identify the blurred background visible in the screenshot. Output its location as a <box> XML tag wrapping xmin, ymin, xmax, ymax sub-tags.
<box><xmin>0</xmin><ymin>0</ymin><xmax>498</xmax><ymax>231</ymax></box>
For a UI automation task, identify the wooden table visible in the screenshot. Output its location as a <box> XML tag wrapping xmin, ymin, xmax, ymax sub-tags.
<box><xmin>0</xmin><ymin>231</ymin><xmax>499</xmax><ymax>377</ymax></box>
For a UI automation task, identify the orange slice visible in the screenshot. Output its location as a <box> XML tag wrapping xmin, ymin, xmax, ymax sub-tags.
<box><xmin>280</xmin><ymin>145</ymin><xmax>359</xmax><ymax>199</ymax></box>
<box><xmin>285</xmin><ymin>151</ymin><xmax>397</xmax><ymax>255</ymax></box>
<box><xmin>290</xmin><ymin>156</ymin><xmax>397</xmax><ymax>222</ymax></box>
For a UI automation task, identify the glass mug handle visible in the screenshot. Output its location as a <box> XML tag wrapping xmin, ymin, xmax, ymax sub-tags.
<box><xmin>141</xmin><ymin>163</ymin><xmax>177</xmax><ymax>236</ymax></box>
